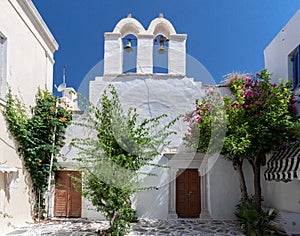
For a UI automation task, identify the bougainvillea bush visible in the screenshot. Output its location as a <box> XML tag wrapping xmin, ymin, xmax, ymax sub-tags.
<box><xmin>184</xmin><ymin>69</ymin><xmax>300</xmax><ymax>208</ymax></box>
<box><xmin>184</xmin><ymin>70</ymin><xmax>300</xmax><ymax>235</ymax></box>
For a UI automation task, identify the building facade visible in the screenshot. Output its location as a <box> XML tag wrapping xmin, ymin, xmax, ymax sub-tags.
<box><xmin>0</xmin><ymin>0</ymin><xmax>58</xmax><ymax>233</ymax></box>
<box><xmin>54</xmin><ymin>14</ymin><xmax>244</xmax><ymax>221</ymax></box>
<box><xmin>264</xmin><ymin>9</ymin><xmax>300</xmax><ymax>235</ymax></box>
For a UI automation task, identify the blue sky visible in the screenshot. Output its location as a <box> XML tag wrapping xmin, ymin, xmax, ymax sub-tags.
<box><xmin>32</xmin><ymin>0</ymin><xmax>300</xmax><ymax>93</ymax></box>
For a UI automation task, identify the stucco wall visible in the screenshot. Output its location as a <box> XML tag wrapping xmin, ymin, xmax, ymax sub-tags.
<box><xmin>0</xmin><ymin>104</ymin><xmax>33</xmax><ymax>234</ymax></box>
<box><xmin>90</xmin><ymin>75</ymin><xmax>203</xmax><ymax>147</ymax></box>
<box><xmin>207</xmin><ymin>157</ymin><xmax>253</xmax><ymax>219</ymax></box>
<box><xmin>133</xmin><ymin>156</ymin><xmax>169</xmax><ymax>219</ymax></box>
<box><xmin>0</xmin><ymin>0</ymin><xmax>57</xmax><ymax>233</ymax></box>
<box><xmin>262</xmin><ymin>166</ymin><xmax>300</xmax><ymax>234</ymax></box>
<box><xmin>0</xmin><ymin>0</ymin><xmax>56</xmax><ymax>102</ymax></box>
<box><xmin>264</xmin><ymin>9</ymin><xmax>300</xmax><ymax>84</ymax></box>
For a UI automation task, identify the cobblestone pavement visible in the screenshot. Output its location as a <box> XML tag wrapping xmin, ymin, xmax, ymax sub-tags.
<box><xmin>5</xmin><ymin>219</ymin><xmax>245</xmax><ymax>236</ymax></box>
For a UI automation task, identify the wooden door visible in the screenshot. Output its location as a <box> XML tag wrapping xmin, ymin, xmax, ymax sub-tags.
<box><xmin>54</xmin><ymin>171</ymin><xmax>82</xmax><ymax>217</ymax></box>
<box><xmin>176</xmin><ymin>169</ymin><xmax>201</xmax><ymax>218</ymax></box>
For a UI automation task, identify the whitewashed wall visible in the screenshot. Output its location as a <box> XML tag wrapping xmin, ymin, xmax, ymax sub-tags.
<box><xmin>264</xmin><ymin>9</ymin><xmax>300</xmax><ymax>85</ymax></box>
<box><xmin>264</xmin><ymin>9</ymin><xmax>300</xmax><ymax>234</ymax></box>
<box><xmin>0</xmin><ymin>0</ymin><xmax>58</xmax><ymax>234</ymax></box>
<box><xmin>89</xmin><ymin>75</ymin><xmax>203</xmax><ymax>219</ymax></box>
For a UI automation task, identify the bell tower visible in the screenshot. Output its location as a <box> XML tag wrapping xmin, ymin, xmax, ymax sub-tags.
<box><xmin>103</xmin><ymin>13</ymin><xmax>187</xmax><ymax>76</ymax></box>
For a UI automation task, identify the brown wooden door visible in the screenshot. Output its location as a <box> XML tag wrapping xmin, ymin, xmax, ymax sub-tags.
<box><xmin>176</xmin><ymin>169</ymin><xmax>201</xmax><ymax>218</ymax></box>
<box><xmin>54</xmin><ymin>171</ymin><xmax>82</xmax><ymax>217</ymax></box>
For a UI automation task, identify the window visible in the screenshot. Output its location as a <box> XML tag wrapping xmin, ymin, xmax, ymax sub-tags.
<box><xmin>291</xmin><ymin>46</ymin><xmax>300</xmax><ymax>90</ymax></box>
<box><xmin>0</xmin><ymin>32</ymin><xmax>7</xmax><ymax>99</ymax></box>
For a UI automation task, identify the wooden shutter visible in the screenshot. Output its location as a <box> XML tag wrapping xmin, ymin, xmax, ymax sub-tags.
<box><xmin>54</xmin><ymin>171</ymin><xmax>82</xmax><ymax>217</ymax></box>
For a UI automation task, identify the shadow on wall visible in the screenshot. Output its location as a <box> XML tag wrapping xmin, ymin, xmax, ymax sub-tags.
<box><xmin>208</xmin><ymin>157</ymin><xmax>245</xmax><ymax>219</ymax></box>
<box><xmin>0</xmin><ymin>171</ymin><xmax>19</xmax><ymax>202</ymax></box>
<box><xmin>132</xmin><ymin>156</ymin><xmax>169</xmax><ymax>219</ymax></box>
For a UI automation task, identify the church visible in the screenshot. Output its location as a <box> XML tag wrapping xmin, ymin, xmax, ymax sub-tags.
<box><xmin>52</xmin><ymin>14</ymin><xmax>242</xmax><ymax>221</ymax></box>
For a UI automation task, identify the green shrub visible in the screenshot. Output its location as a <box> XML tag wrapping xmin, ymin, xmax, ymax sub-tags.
<box><xmin>235</xmin><ymin>198</ymin><xmax>280</xmax><ymax>236</ymax></box>
<box><xmin>73</xmin><ymin>85</ymin><xmax>176</xmax><ymax>235</ymax></box>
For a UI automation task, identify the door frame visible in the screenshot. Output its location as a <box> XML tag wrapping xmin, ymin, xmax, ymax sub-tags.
<box><xmin>164</xmin><ymin>152</ymin><xmax>211</xmax><ymax>219</ymax></box>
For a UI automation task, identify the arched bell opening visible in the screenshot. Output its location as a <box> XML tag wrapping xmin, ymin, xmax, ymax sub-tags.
<box><xmin>153</xmin><ymin>34</ymin><xmax>168</xmax><ymax>74</ymax></box>
<box><xmin>122</xmin><ymin>34</ymin><xmax>137</xmax><ymax>73</ymax></box>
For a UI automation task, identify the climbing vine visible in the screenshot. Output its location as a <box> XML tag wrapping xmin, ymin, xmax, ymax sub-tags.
<box><xmin>2</xmin><ymin>88</ymin><xmax>72</xmax><ymax>218</ymax></box>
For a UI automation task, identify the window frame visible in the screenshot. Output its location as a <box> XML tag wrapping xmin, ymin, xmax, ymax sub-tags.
<box><xmin>290</xmin><ymin>45</ymin><xmax>300</xmax><ymax>90</ymax></box>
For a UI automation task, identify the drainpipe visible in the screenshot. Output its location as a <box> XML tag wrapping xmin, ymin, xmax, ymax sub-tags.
<box><xmin>46</xmin><ymin>99</ymin><xmax>59</xmax><ymax>218</ymax></box>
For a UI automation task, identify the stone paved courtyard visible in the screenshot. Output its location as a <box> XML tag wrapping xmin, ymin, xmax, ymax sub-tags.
<box><xmin>5</xmin><ymin>219</ymin><xmax>245</xmax><ymax>236</ymax></box>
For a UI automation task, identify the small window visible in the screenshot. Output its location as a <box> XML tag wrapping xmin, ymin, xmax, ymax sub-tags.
<box><xmin>0</xmin><ymin>32</ymin><xmax>7</xmax><ymax>99</ymax></box>
<box><xmin>291</xmin><ymin>46</ymin><xmax>300</xmax><ymax>90</ymax></box>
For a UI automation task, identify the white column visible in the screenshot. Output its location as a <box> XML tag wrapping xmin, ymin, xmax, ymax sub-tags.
<box><xmin>104</xmin><ymin>32</ymin><xmax>122</xmax><ymax>75</ymax></box>
<box><xmin>168</xmin><ymin>34</ymin><xmax>187</xmax><ymax>76</ymax></box>
<box><xmin>198</xmin><ymin>168</ymin><xmax>211</xmax><ymax>219</ymax></box>
<box><xmin>137</xmin><ymin>34</ymin><xmax>153</xmax><ymax>74</ymax></box>
<box><xmin>168</xmin><ymin>168</ymin><xmax>178</xmax><ymax>218</ymax></box>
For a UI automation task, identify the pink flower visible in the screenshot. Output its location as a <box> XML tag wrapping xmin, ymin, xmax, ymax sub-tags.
<box><xmin>246</xmin><ymin>77</ymin><xmax>252</xmax><ymax>83</ymax></box>
<box><xmin>244</xmin><ymin>105</ymin><xmax>251</xmax><ymax>110</ymax></box>
<box><xmin>254</xmin><ymin>101</ymin><xmax>263</xmax><ymax>106</ymax></box>
<box><xmin>290</xmin><ymin>97</ymin><xmax>297</xmax><ymax>104</ymax></box>
<box><xmin>195</xmin><ymin>117</ymin><xmax>202</xmax><ymax>124</ymax></box>
<box><xmin>183</xmin><ymin>115</ymin><xmax>191</xmax><ymax>122</ymax></box>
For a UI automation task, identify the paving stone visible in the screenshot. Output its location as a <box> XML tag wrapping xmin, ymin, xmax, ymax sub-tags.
<box><xmin>6</xmin><ymin>219</ymin><xmax>245</xmax><ymax>235</ymax></box>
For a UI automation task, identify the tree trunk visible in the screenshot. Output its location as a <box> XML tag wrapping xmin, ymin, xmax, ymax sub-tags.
<box><xmin>110</xmin><ymin>210</ymin><xmax>119</xmax><ymax>227</ymax></box>
<box><xmin>250</xmin><ymin>151</ymin><xmax>265</xmax><ymax>211</ymax></box>
<box><xmin>233</xmin><ymin>159</ymin><xmax>248</xmax><ymax>201</ymax></box>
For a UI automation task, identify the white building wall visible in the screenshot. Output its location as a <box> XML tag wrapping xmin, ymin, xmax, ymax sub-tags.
<box><xmin>168</xmin><ymin>35</ymin><xmax>186</xmax><ymax>75</ymax></box>
<box><xmin>0</xmin><ymin>0</ymin><xmax>58</xmax><ymax>234</ymax></box>
<box><xmin>104</xmin><ymin>33</ymin><xmax>122</xmax><ymax>75</ymax></box>
<box><xmin>88</xmin><ymin>75</ymin><xmax>245</xmax><ymax>220</ymax></box>
<box><xmin>89</xmin><ymin>75</ymin><xmax>203</xmax><ymax>219</ymax></box>
<box><xmin>208</xmin><ymin>157</ymin><xmax>242</xmax><ymax>219</ymax></box>
<box><xmin>264</xmin><ymin>9</ymin><xmax>300</xmax><ymax>234</ymax></box>
<box><xmin>264</xmin><ymin>9</ymin><xmax>300</xmax><ymax>84</ymax></box>
<box><xmin>136</xmin><ymin>34</ymin><xmax>153</xmax><ymax>74</ymax></box>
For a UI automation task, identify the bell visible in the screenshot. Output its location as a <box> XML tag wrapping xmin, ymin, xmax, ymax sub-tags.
<box><xmin>157</xmin><ymin>42</ymin><xmax>166</xmax><ymax>54</ymax></box>
<box><xmin>124</xmin><ymin>39</ymin><xmax>133</xmax><ymax>52</ymax></box>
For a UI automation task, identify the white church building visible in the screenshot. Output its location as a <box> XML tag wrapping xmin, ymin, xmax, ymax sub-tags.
<box><xmin>54</xmin><ymin>12</ymin><xmax>300</xmax><ymax>235</ymax></box>
<box><xmin>53</xmin><ymin>14</ymin><xmax>243</xmax><ymax>222</ymax></box>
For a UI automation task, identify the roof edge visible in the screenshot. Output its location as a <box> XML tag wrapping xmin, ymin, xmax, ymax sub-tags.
<box><xmin>16</xmin><ymin>0</ymin><xmax>59</xmax><ymax>53</ymax></box>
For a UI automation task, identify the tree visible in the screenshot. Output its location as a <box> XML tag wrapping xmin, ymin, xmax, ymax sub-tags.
<box><xmin>184</xmin><ymin>70</ymin><xmax>300</xmax><ymax>210</ymax></box>
<box><xmin>72</xmin><ymin>85</ymin><xmax>176</xmax><ymax>235</ymax></box>
<box><xmin>3</xmin><ymin>88</ymin><xmax>72</xmax><ymax>218</ymax></box>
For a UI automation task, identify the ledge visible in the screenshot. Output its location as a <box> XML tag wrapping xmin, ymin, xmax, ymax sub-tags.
<box><xmin>104</xmin><ymin>32</ymin><xmax>121</xmax><ymax>38</ymax></box>
<box><xmin>0</xmin><ymin>166</ymin><xmax>18</xmax><ymax>173</ymax></box>
<box><xmin>0</xmin><ymin>97</ymin><xmax>6</xmax><ymax>108</ymax></box>
<box><xmin>103</xmin><ymin>73</ymin><xmax>186</xmax><ymax>78</ymax></box>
